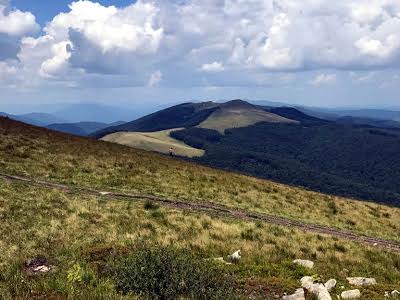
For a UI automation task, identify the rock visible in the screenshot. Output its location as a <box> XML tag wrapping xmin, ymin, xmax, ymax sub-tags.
<box><xmin>324</xmin><ymin>279</ymin><xmax>337</xmax><ymax>291</ymax></box>
<box><xmin>392</xmin><ymin>290</ymin><xmax>400</xmax><ymax>298</ymax></box>
<box><xmin>293</xmin><ymin>259</ymin><xmax>314</xmax><ymax>269</ymax></box>
<box><xmin>23</xmin><ymin>255</ymin><xmax>53</xmax><ymax>276</ymax></box>
<box><xmin>282</xmin><ymin>288</ymin><xmax>305</xmax><ymax>300</ymax></box>
<box><xmin>33</xmin><ymin>265</ymin><xmax>51</xmax><ymax>273</ymax></box>
<box><xmin>346</xmin><ymin>277</ymin><xmax>376</xmax><ymax>286</ymax></box>
<box><xmin>311</xmin><ymin>283</ymin><xmax>332</xmax><ymax>300</ymax></box>
<box><xmin>300</xmin><ymin>276</ymin><xmax>314</xmax><ymax>290</ymax></box>
<box><xmin>99</xmin><ymin>191</ymin><xmax>111</xmax><ymax>196</ymax></box>
<box><xmin>341</xmin><ymin>289</ymin><xmax>361</xmax><ymax>299</ymax></box>
<box><xmin>228</xmin><ymin>250</ymin><xmax>241</xmax><ymax>262</ymax></box>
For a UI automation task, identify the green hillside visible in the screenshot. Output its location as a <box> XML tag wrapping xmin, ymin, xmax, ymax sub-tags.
<box><xmin>198</xmin><ymin>101</ymin><xmax>297</xmax><ymax>133</ymax></box>
<box><xmin>1</xmin><ymin>116</ymin><xmax>400</xmax><ymax>299</ymax></box>
<box><xmin>101</xmin><ymin>129</ymin><xmax>204</xmax><ymax>158</ymax></box>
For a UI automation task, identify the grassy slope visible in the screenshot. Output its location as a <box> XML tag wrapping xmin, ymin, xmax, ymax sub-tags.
<box><xmin>101</xmin><ymin>129</ymin><xmax>204</xmax><ymax>158</ymax></box>
<box><xmin>1</xmin><ymin>117</ymin><xmax>399</xmax><ymax>242</ymax></box>
<box><xmin>1</xmin><ymin>181</ymin><xmax>399</xmax><ymax>299</ymax></box>
<box><xmin>0</xmin><ymin>117</ymin><xmax>400</xmax><ymax>298</ymax></box>
<box><xmin>198</xmin><ymin>106</ymin><xmax>298</xmax><ymax>133</ymax></box>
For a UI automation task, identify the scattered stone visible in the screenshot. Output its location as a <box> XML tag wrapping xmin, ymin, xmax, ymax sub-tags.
<box><xmin>392</xmin><ymin>290</ymin><xmax>400</xmax><ymax>298</ymax></box>
<box><xmin>282</xmin><ymin>288</ymin><xmax>305</xmax><ymax>300</ymax></box>
<box><xmin>341</xmin><ymin>289</ymin><xmax>361</xmax><ymax>299</ymax></box>
<box><xmin>23</xmin><ymin>256</ymin><xmax>53</xmax><ymax>276</ymax></box>
<box><xmin>33</xmin><ymin>265</ymin><xmax>51</xmax><ymax>273</ymax></box>
<box><xmin>313</xmin><ymin>283</ymin><xmax>332</xmax><ymax>300</ymax></box>
<box><xmin>293</xmin><ymin>259</ymin><xmax>314</xmax><ymax>269</ymax></box>
<box><xmin>346</xmin><ymin>277</ymin><xmax>376</xmax><ymax>286</ymax></box>
<box><xmin>99</xmin><ymin>192</ymin><xmax>111</xmax><ymax>196</ymax></box>
<box><xmin>324</xmin><ymin>279</ymin><xmax>337</xmax><ymax>291</ymax></box>
<box><xmin>228</xmin><ymin>250</ymin><xmax>241</xmax><ymax>263</ymax></box>
<box><xmin>300</xmin><ymin>276</ymin><xmax>314</xmax><ymax>290</ymax></box>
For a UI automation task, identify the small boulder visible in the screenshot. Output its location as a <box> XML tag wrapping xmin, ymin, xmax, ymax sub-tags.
<box><xmin>392</xmin><ymin>290</ymin><xmax>400</xmax><ymax>298</ymax></box>
<box><xmin>324</xmin><ymin>279</ymin><xmax>337</xmax><ymax>291</ymax></box>
<box><xmin>228</xmin><ymin>250</ymin><xmax>241</xmax><ymax>263</ymax></box>
<box><xmin>293</xmin><ymin>259</ymin><xmax>314</xmax><ymax>269</ymax></box>
<box><xmin>310</xmin><ymin>283</ymin><xmax>332</xmax><ymax>300</ymax></box>
<box><xmin>341</xmin><ymin>289</ymin><xmax>361</xmax><ymax>299</ymax></box>
<box><xmin>346</xmin><ymin>277</ymin><xmax>376</xmax><ymax>286</ymax></box>
<box><xmin>282</xmin><ymin>288</ymin><xmax>305</xmax><ymax>300</ymax></box>
<box><xmin>300</xmin><ymin>276</ymin><xmax>314</xmax><ymax>290</ymax></box>
<box><xmin>23</xmin><ymin>256</ymin><xmax>53</xmax><ymax>276</ymax></box>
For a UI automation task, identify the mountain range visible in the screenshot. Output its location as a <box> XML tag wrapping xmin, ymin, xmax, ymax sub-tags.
<box><xmin>93</xmin><ymin>100</ymin><xmax>400</xmax><ymax>206</ymax></box>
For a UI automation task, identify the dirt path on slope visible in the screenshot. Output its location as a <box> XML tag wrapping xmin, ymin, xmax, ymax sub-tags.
<box><xmin>1</xmin><ymin>172</ymin><xmax>400</xmax><ymax>253</ymax></box>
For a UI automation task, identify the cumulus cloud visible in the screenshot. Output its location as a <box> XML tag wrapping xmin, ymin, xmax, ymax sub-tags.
<box><xmin>2</xmin><ymin>0</ymin><xmax>400</xmax><ymax>89</ymax></box>
<box><xmin>0</xmin><ymin>1</ymin><xmax>39</xmax><ymax>36</ymax></box>
<box><xmin>200</xmin><ymin>61</ymin><xmax>224</xmax><ymax>72</ymax></box>
<box><xmin>311</xmin><ymin>73</ymin><xmax>337</xmax><ymax>86</ymax></box>
<box><xmin>148</xmin><ymin>70</ymin><xmax>162</xmax><ymax>87</ymax></box>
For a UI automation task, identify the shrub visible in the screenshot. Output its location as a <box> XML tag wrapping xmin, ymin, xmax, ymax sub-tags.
<box><xmin>112</xmin><ymin>244</ymin><xmax>234</xmax><ymax>299</ymax></box>
<box><xmin>144</xmin><ymin>200</ymin><xmax>159</xmax><ymax>210</ymax></box>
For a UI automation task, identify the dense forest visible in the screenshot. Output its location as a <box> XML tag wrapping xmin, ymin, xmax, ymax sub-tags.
<box><xmin>171</xmin><ymin>123</ymin><xmax>400</xmax><ymax>206</ymax></box>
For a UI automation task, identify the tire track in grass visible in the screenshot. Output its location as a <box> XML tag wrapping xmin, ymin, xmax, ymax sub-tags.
<box><xmin>1</xmin><ymin>172</ymin><xmax>400</xmax><ymax>253</ymax></box>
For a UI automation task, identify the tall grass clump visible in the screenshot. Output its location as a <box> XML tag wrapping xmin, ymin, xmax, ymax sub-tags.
<box><xmin>112</xmin><ymin>244</ymin><xmax>235</xmax><ymax>299</ymax></box>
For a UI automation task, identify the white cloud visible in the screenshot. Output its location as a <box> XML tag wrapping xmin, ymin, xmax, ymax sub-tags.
<box><xmin>148</xmin><ymin>70</ymin><xmax>162</xmax><ymax>87</ymax></box>
<box><xmin>0</xmin><ymin>3</ymin><xmax>39</xmax><ymax>36</ymax></box>
<box><xmin>200</xmin><ymin>61</ymin><xmax>224</xmax><ymax>72</ymax></box>
<box><xmin>2</xmin><ymin>0</ymin><xmax>400</xmax><ymax>90</ymax></box>
<box><xmin>39</xmin><ymin>41</ymin><xmax>73</xmax><ymax>78</ymax></box>
<box><xmin>311</xmin><ymin>73</ymin><xmax>337</xmax><ymax>86</ymax></box>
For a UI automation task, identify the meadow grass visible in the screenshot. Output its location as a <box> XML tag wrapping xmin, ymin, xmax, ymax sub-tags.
<box><xmin>101</xmin><ymin>128</ymin><xmax>205</xmax><ymax>158</ymax></box>
<box><xmin>0</xmin><ymin>180</ymin><xmax>399</xmax><ymax>299</ymax></box>
<box><xmin>1</xmin><ymin>118</ymin><xmax>400</xmax><ymax>243</ymax></box>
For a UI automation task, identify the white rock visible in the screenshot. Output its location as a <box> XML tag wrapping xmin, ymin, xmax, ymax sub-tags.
<box><xmin>346</xmin><ymin>277</ymin><xmax>376</xmax><ymax>286</ymax></box>
<box><xmin>99</xmin><ymin>192</ymin><xmax>111</xmax><ymax>196</ymax></box>
<box><xmin>392</xmin><ymin>290</ymin><xmax>400</xmax><ymax>298</ymax></box>
<box><xmin>228</xmin><ymin>250</ymin><xmax>241</xmax><ymax>262</ymax></box>
<box><xmin>324</xmin><ymin>279</ymin><xmax>337</xmax><ymax>291</ymax></box>
<box><xmin>300</xmin><ymin>276</ymin><xmax>314</xmax><ymax>290</ymax></box>
<box><xmin>293</xmin><ymin>259</ymin><xmax>314</xmax><ymax>269</ymax></box>
<box><xmin>311</xmin><ymin>283</ymin><xmax>332</xmax><ymax>300</ymax></box>
<box><xmin>341</xmin><ymin>289</ymin><xmax>361</xmax><ymax>299</ymax></box>
<box><xmin>282</xmin><ymin>288</ymin><xmax>305</xmax><ymax>300</ymax></box>
<box><xmin>33</xmin><ymin>265</ymin><xmax>51</xmax><ymax>273</ymax></box>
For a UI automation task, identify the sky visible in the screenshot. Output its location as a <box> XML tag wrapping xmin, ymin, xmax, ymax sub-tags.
<box><xmin>1</xmin><ymin>0</ymin><xmax>400</xmax><ymax>113</ymax></box>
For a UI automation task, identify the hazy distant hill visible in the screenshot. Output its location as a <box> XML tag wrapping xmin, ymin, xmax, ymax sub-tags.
<box><xmin>47</xmin><ymin>121</ymin><xmax>125</xmax><ymax>136</ymax></box>
<box><xmin>0</xmin><ymin>112</ymin><xmax>66</xmax><ymax>126</ymax></box>
<box><xmin>52</xmin><ymin>103</ymin><xmax>154</xmax><ymax>123</ymax></box>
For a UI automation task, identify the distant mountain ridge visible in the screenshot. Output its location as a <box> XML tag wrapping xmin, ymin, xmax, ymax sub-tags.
<box><xmin>47</xmin><ymin>121</ymin><xmax>125</xmax><ymax>136</ymax></box>
<box><xmin>0</xmin><ymin>112</ymin><xmax>67</xmax><ymax>126</ymax></box>
<box><xmin>92</xmin><ymin>100</ymin><xmax>299</xmax><ymax>138</ymax></box>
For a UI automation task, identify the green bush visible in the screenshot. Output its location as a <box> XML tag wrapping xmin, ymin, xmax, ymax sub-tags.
<box><xmin>112</xmin><ymin>244</ymin><xmax>235</xmax><ymax>299</ymax></box>
<box><xmin>143</xmin><ymin>200</ymin><xmax>159</xmax><ymax>210</ymax></box>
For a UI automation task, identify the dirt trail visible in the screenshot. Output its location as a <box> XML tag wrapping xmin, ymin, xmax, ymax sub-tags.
<box><xmin>1</xmin><ymin>172</ymin><xmax>400</xmax><ymax>253</ymax></box>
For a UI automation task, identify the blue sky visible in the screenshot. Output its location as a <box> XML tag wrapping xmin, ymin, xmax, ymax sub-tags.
<box><xmin>11</xmin><ymin>0</ymin><xmax>135</xmax><ymax>25</ymax></box>
<box><xmin>0</xmin><ymin>0</ymin><xmax>400</xmax><ymax>113</ymax></box>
